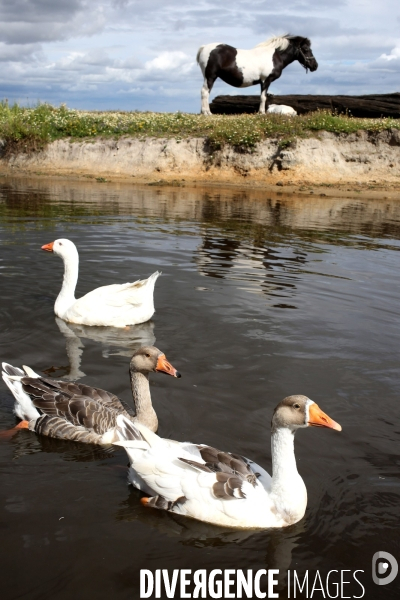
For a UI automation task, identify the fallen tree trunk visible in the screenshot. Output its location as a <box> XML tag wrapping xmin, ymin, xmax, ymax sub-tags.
<box><xmin>210</xmin><ymin>93</ymin><xmax>400</xmax><ymax>118</ymax></box>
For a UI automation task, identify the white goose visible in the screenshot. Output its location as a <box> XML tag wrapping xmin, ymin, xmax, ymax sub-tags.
<box><xmin>41</xmin><ymin>239</ymin><xmax>161</xmax><ymax>327</ymax></box>
<box><xmin>2</xmin><ymin>346</ymin><xmax>180</xmax><ymax>444</ymax></box>
<box><xmin>114</xmin><ymin>396</ymin><xmax>341</xmax><ymax>528</ymax></box>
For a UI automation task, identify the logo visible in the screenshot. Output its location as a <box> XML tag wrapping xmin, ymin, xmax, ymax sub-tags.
<box><xmin>372</xmin><ymin>552</ymin><xmax>398</xmax><ymax>586</ymax></box>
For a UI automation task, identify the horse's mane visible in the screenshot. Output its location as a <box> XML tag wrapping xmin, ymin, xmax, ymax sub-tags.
<box><xmin>255</xmin><ymin>34</ymin><xmax>310</xmax><ymax>50</ymax></box>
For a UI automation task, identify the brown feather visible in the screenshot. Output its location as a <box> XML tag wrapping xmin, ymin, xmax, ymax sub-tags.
<box><xmin>213</xmin><ymin>472</ymin><xmax>246</xmax><ymax>500</ymax></box>
<box><xmin>21</xmin><ymin>376</ymin><xmax>134</xmax><ymax>436</ymax></box>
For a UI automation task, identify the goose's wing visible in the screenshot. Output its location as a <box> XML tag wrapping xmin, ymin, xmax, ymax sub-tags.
<box><xmin>65</xmin><ymin>272</ymin><xmax>161</xmax><ymax>326</ymax></box>
<box><xmin>117</xmin><ymin>420</ymin><xmax>258</xmax><ymax>495</ymax></box>
<box><xmin>21</xmin><ymin>376</ymin><xmax>129</xmax><ymax>435</ymax></box>
<box><xmin>33</xmin><ymin>414</ymin><xmax>105</xmax><ymax>444</ymax></box>
<box><xmin>239</xmin><ymin>455</ymin><xmax>272</xmax><ymax>493</ymax></box>
<box><xmin>115</xmin><ymin>418</ymin><xmax>271</xmax><ymax>527</ymax></box>
<box><xmin>191</xmin><ymin>445</ymin><xmax>260</xmax><ymax>485</ymax></box>
<box><xmin>33</xmin><ymin>377</ymin><xmax>133</xmax><ymax>416</ymax></box>
<box><xmin>178</xmin><ymin>446</ymin><xmax>272</xmax><ymax>494</ymax></box>
<box><xmin>78</xmin><ymin>272</ymin><xmax>161</xmax><ymax>308</ymax></box>
<box><xmin>72</xmin><ymin>382</ymin><xmax>135</xmax><ymax>417</ymax></box>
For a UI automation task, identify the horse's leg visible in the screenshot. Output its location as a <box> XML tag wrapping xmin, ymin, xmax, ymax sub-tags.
<box><xmin>259</xmin><ymin>76</ymin><xmax>280</xmax><ymax>114</ymax></box>
<box><xmin>201</xmin><ymin>79</ymin><xmax>210</xmax><ymax>115</ymax></box>
<box><xmin>260</xmin><ymin>54</ymin><xmax>283</xmax><ymax>114</ymax></box>
<box><xmin>259</xmin><ymin>81</ymin><xmax>267</xmax><ymax>114</ymax></box>
<box><xmin>201</xmin><ymin>77</ymin><xmax>215</xmax><ymax>116</ymax></box>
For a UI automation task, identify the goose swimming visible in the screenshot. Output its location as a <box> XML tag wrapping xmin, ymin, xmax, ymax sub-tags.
<box><xmin>2</xmin><ymin>346</ymin><xmax>180</xmax><ymax>444</ymax></box>
<box><xmin>114</xmin><ymin>395</ymin><xmax>341</xmax><ymax>528</ymax></box>
<box><xmin>41</xmin><ymin>238</ymin><xmax>160</xmax><ymax>327</ymax></box>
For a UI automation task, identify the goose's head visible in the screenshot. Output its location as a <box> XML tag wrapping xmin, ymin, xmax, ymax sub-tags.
<box><xmin>130</xmin><ymin>346</ymin><xmax>181</xmax><ymax>378</ymax></box>
<box><xmin>41</xmin><ymin>239</ymin><xmax>78</xmax><ymax>259</ymax></box>
<box><xmin>272</xmin><ymin>395</ymin><xmax>341</xmax><ymax>434</ymax></box>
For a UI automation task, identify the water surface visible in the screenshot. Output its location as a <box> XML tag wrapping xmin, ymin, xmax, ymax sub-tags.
<box><xmin>0</xmin><ymin>178</ymin><xmax>399</xmax><ymax>599</ymax></box>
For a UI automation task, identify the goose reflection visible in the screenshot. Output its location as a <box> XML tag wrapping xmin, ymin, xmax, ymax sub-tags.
<box><xmin>48</xmin><ymin>317</ymin><xmax>156</xmax><ymax>380</ymax></box>
<box><xmin>114</xmin><ymin>485</ymin><xmax>302</xmax><ymax>595</ymax></box>
<box><xmin>115</xmin><ymin>485</ymin><xmax>303</xmax><ymax>564</ymax></box>
<box><xmin>116</xmin><ymin>486</ymin><xmax>262</xmax><ymax>545</ymax></box>
<box><xmin>6</xmin><ymin>428</ymin><xmax>115</xmax><ymax>462</ymax></box>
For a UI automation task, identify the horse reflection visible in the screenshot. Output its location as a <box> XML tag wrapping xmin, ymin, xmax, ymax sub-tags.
<box><xmin>46</xmin><ymin>318</ymin><xmax>156</xmax><ymax>380</ymax></box>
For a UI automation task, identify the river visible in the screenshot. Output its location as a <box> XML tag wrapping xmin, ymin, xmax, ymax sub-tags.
<box><xmin>0</xmin><ymin>178</ymin><xmax>399</xmax><ymax>599</ymax></box>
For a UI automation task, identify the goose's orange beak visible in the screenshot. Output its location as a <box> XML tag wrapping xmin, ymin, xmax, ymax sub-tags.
<box><xmin>155</xmin><ymin>354</ymin><xmax>181</xmax><ymax>378</ymax></box>
<box><xmin>308</xmin><ymin>403</ymin><xmax>342</xmax><ymax>431</ymax></box>
<box><xmin>41</xmin><ymin>242</ymin><xmax>54</xmax><ymax>252</ymax></box>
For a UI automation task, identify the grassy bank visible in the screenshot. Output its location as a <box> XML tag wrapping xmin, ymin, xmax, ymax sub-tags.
<box><xmin>1</xmin><ymin>101</ymin><xmax>399</xmax><ymax>155</ymax></box>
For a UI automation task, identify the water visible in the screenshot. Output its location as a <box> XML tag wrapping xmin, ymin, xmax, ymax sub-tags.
<box><xmin>0</xmin><ymin>178</ymin><xmax>399</xmax><ymax>599</ymax></box>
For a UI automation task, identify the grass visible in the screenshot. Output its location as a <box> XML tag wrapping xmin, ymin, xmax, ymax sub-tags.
<box><xmin>0</xmin><ymin>101</ymin><xmax>399</xmax><ymax>155</ymax></box>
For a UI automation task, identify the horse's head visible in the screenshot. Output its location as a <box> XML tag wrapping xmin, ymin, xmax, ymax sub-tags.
<box><xmin>291</xmin><ymin>37</ymin><xmax>318</xmax><ymax>73</ymax></box>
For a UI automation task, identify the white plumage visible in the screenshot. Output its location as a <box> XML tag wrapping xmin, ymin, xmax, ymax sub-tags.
<box><xmin>41</xmin><ymin>239</ymin><xmax>160</xmax><ymax>327</ymax></box>
<box><xmin>114</xmin><ymin>396</ymin><xmax>341</xmax><ymax>529</ymax></box>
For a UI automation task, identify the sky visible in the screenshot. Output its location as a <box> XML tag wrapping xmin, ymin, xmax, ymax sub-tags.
<box><xmin>0</xmin><ymin>0</ymin><xmax>399</xmax><ymax>113</ymax></box>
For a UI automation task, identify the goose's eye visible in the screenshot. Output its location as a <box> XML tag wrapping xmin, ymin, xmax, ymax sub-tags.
<box><xmin>59</xmin><ymin>242</ymin><xmax>63</xmax><ymax>246</ymax></box>
<box><xmin>293</xmin><ymin>403</ymin><xmax>300</xmax><ymax>410</ymax></box>
<box><xmin>145</xmin><ymin>353</ymin><xmax>150</xmax><ymax>358</ymax></box>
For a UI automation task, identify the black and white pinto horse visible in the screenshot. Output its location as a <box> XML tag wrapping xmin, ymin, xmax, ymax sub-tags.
<box><xmin>196</xmin><ymin>34</ymin><xmax>318</xmax><ymax>115</ymax></box>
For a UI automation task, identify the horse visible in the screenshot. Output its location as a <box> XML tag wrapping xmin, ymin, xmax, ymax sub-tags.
<box><xmin>196</xmin><ymin>34</ymin><xmax>318</xmax><ymax>115</ymax></box>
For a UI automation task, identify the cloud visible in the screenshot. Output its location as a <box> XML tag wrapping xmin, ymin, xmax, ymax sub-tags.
<box><xmin>0</xmin><ymin>1</ymin><xmax>399</xmax><ymax>111</ymax></box>
<box><xmin>138</xmin><ymin>51</ymin><xmax>196</xmax><ymax>82</ymax></box>
<box><xmin>0</xmin><ymin>0</ymin><xmax>107</xmax><ymax>44</ymax></box>
<box><xmin>380</xmin><ymin>43</ymin><xmax>400</xmax><ymax>62</ymax></box>
<box><xmin>0</xmin><ymin>43</ymin><xmax>43</xmax><ymax>63</ymax></box>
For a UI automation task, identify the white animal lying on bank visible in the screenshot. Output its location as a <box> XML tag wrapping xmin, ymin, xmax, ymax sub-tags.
<box><xmin>267</xmin><ymin>104</ymin><xmax>297</xmax><ymax>116</ymax></box>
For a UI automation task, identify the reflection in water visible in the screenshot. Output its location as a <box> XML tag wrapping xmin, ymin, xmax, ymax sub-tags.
<box><xmin>196</xmin><ymin>235</ymin><xmax>242</xmax><ymax>279</ymax></box>
<box><xmin>8</xmin><ymin>428</ymin><xmax>115</xmax><ymax>461</ymax></box>
<box><xmin>1</xmin><ymin>179</ymin><xmax>400</xmax><ymax>600</ymax></box>
<box><xmin>116</xmin><ymin>487</ymin><xmax>260</xmax><ymax>545</ymax></box>
<box><xmin>1</xmin><ymin>180</ymin><xmax>400</xmax><ymax>315</ymax></box>
<box><xmin>195</xmin><ymin>232</ymin><xmax>309</xmax><ymax>299</ymax></box>
<box><xmin>50</xmin><ymin>317</ymin><xmax>155</xmax><ymax>380</ymax></box>
<box><xmin>116</xmin><ymin>487</ymin><xmax>301</xmax><ymax>591</ymax></box>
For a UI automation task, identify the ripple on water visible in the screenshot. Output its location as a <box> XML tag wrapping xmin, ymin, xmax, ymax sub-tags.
<box><xmin>0</xmin><ymin>181</ymin><xmax>400</xmax><ymax>599</ymax></box>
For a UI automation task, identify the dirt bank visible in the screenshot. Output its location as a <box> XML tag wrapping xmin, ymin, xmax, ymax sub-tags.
<box><xmin>1</xmin><ymin>130</ymin><xmax>400</xmax><ymax>197</ymax></box>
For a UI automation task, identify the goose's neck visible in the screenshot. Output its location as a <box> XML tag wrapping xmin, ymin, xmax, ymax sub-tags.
<box><xmin>270</xmin><ymin>427</ymin><xmax>307</xmax><ymax>523</ymax></box>
<box><xmin>271</xmin><ymin>427</ymin><xmax>298</xmax><ymax>485</ymax></box>
<box><xmin>55</xmin><ymin>251</ymin><xmax>78</xmax><ymax>316</ymax></box>
<box><xmin>130</xmin><ymin>371</ymin><xmax>158</xmax><ymax>431</ymax></box>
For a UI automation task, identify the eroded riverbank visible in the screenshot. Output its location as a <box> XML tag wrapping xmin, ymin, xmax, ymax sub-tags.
<box><xmin>1</xmin><ymin>130</ymin><xmax>400</xmax><ymax>199</ymax></box>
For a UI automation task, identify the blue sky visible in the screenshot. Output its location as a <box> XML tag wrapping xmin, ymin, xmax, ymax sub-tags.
<box><xmin>1</xmin><ymin>0</ymin><xmax>399</xmax><ymax>113</ymax></box>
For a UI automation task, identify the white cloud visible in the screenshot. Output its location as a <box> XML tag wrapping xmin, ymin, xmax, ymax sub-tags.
<box><xmin>380</xmin><ymin>43</ymin><xmax>400</xmax><ymax>61</ymax></box>
<box><xmin>0</xmin><ymin>1</ymin><xmax>399</xmax><ymax>111</ymax></box>
<box><xmin>145</xmin><ymin>51</ymin><xmax>192</xmax><ymax>72</ymax></box>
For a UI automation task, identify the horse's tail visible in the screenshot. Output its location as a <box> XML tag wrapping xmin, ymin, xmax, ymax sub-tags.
<box><xmin>196</xmin><ymin>45</ymin><xmax>205</xmax><ymax>65</ymax></box>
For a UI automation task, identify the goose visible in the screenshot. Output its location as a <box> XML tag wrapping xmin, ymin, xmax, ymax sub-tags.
<box><xmin>41</xmin><ymin>239</ymin><xmax>161</xmax><ymax>327</ymax></box>
<box><xmin>114</xmin><ymin>395</ymin><xmax>341</xmax><ymax>528</ymax></box>
<box><xmin>2</xmin><ymin>346</ymin><xmax>181</xmax><ymax>444</ymax></box>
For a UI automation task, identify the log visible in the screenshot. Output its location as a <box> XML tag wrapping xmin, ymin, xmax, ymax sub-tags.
<box><xmin>209</xmin><ymin>93</ymin><xmax>400</xmax><ymax>118</ymax></box>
